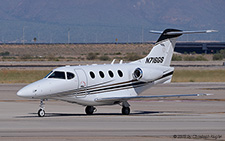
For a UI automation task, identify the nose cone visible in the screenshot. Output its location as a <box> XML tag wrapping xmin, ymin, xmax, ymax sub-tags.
<box><xmin>17</xmin><ymin>80</ymin><xmax>43</xmax><ymax>98</ymax></box>
<box><xmin>16</xmin><ymin>89</ymin><xmax>23</xmax><ymax>97</ymax></box>
<box><xmin>17</xmin><ymin>79</ymin><xmax>51</xmax><ymax>99</ymax></box>
<box><xmin>17</xmin><ymin>85</ymin><xmax>36</xmax><ymax>98</ymax></box>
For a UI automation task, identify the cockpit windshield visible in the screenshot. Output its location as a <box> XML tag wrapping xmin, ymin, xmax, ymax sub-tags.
<box><xmin>44</xmin><ymin>71</ymin><xmax>53</xmax><ymax>78</ymax></box>
<box><xmin>48</xmin><ymin>71</ymin><xmax>66</xmax><ymax>79</ymax></box>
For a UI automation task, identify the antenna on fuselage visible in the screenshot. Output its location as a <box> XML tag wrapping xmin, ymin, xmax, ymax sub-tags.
<box><xmin>111</xmin><ymin>59</ymin><xmax>116</xmax><ymax>64</ymax></box>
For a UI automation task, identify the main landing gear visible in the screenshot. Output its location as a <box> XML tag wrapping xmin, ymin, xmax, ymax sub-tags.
<box><xmin>85</xmin><ymin>106</ymin><xmax>97</xmax><ymax>115</ymax></box>
<box><xmin>121</xmin><ymin>101</ymin><xmax>130</xmax><ymax>115</ymax></box>
<box><xmin>122</xmin><ymin>107</ymin><xmax>130</xmax><ymax>115</ymax></box>
<box><xmin>84</xmin><ymin>101</ymin><xmax>131</xmax><ymax>115</ymax></box>
<box><xmin>38</xmin><ymin>99</ymin><xmax>46</xmax><ymax>117</ymax></box>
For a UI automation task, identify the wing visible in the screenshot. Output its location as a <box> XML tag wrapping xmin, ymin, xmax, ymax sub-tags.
<box><xmin>95</xmin><ymin>93</ymin><xmax>211</xmax><ymax>102</ymax></box>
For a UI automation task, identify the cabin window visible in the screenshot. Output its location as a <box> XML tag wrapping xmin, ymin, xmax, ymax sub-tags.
<box><xmin>90</xmin><ymin>71</ymin><xmax>95</xmax><ymax>79</ymax></box>
<box><xmin>108</xmin><ymin>70</ymin><xmax>114</xmax><ymax>78</ymax></box>
<box><xmin>67</xmin><ymin>72</ymin><xmax>75</xmax><ymax>80</ymax></box>
<box><xmin>48</xmin><ymin>71</ymin><xmax>66</xmax><ymax>79</ymax></box>
<box><xmin>118</xmin><ymin>70</ymin><xmax>123</xmax><ymax>77</ymax></box>
<box><xmin>99</xmin><ymin>71</ymin><xmax>105</xmax><ymax>78</ymax></box>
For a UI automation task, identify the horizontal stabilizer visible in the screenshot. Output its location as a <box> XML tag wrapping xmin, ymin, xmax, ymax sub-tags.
<box><xmin>95</xmin><ymin>93</ymin><xmax>212</xmax><ymax>102</ymax></box>
<box><xmin>150</xmin><ymin>29</ymin><xmax>218</xmax><ymax>35</ymax></box>
<box><xmin>149</xmin><ymin>30</ymin><xmax>163</xmax><ymax>34</ymax></box>
<box><xmin>150</xmin><ymin>28</ymin><xmax>217</xmax><ymax>43</ymax></box>
<box><xmin>166</xmin><ymin>30</ymin><xmax>218</xmax><ymax>35</ymax></box>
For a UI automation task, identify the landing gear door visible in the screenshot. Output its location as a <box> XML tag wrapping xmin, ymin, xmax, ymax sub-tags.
<box><xmin>74</xmin><ymin>69</ymin><xmax>88</xmax><ymax>98</ymax></box>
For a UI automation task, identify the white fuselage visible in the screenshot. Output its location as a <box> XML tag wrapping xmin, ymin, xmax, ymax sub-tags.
<box><xmin>16</xmin><ymin>28</ymin><xmax>214</xmax><ymax>116</ymax></box>
<box><xmin>17</xmin><ymin>63</ymin><xmax>174</xmax><ymax>106</ymax></box>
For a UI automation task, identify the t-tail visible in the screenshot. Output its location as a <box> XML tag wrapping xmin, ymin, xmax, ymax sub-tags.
<box><xmin>133</xmin><ymin>29</ymin><xmax>217</xmax><ymax>66</ymax></box>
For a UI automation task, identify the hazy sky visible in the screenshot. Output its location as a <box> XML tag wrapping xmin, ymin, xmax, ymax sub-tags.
<box><xmin>0</xmin><ymin>0</ymin><xmax>223</xmax><ymax>43</ymax></box>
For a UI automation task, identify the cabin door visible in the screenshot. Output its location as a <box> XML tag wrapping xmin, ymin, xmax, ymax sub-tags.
<box><xmin>74</xmin><ymin>69</ymin><xmax>88</xmax><ymax>98</ymax></box>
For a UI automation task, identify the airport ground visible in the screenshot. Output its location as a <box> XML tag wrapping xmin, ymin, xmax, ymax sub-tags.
<box><xmin>0</xmin><ymin>60</ymin><xmax>225</xmax><ymax>140</ymax></box>
<box><xmin>0</xmin><ymin>82</ymin><xmax>225</xmax><ymax>141</ymax></box>
<box><xmin>1</xmin><ymin>43</ymin><xmax>225</xmax><ymax>140</ymax></box>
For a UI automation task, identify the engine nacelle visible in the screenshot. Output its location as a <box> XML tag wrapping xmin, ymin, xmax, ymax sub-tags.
<box><xmin>133</xmin><ymin>67</ymin><xmax>163</xmax><ymax>82</ymax></box>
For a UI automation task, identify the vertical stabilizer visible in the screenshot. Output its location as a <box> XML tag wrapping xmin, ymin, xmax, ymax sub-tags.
<box><xmin>133</xmin><ymin>29</ymin><xmax>217</xmax><ymax>66</ymax></box>
<box><xmin>133</xmin><ymin>29</ymin><xmax>182</xmax><ymax>66</ymax></box>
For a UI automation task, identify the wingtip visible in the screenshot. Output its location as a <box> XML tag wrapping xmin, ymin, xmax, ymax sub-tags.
<box><xmin>197</xmin><ymin>93</ymin><xmax>213</xmax><ymax>96</ymax></box>
<box><xmin>206</xmin><ymin>30</ymin><xmax>218</xmax><ymax>33</ymax></box>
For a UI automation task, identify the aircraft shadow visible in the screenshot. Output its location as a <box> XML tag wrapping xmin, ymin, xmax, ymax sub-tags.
<box><xmin>14</xmin><ymin>110</ymin><xmax>194</xmax><ymax>118</ymax></box>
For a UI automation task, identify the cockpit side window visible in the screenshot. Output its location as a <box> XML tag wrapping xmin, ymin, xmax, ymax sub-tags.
<box><xmin>48</xmin><ymin>71</ymin><xmax>66</xmax><ymax>79</ymax></box>
<box><xmin>67</xmin><ymin>72</ymin><xmax>75</xmax><ymax>80</ymax></box>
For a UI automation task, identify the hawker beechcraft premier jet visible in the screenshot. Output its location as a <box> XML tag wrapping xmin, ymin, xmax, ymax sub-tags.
<box><xmin>17</xmin><ymin>29</ymin><xmax>216</xmax><ymax>117</ymax></box>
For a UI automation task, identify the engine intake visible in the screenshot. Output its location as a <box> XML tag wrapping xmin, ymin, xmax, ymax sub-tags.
<box><xmin>133</xmin><ymin>67</ymin><xmax>163</xmax><ymax>82</ymax></box>
<box><xmin>133</xmin><ymin>68</ymin><xmax>143</xmax><ymax>80</ymax></box>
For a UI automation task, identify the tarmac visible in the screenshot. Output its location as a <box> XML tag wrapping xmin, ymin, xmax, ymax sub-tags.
<box><xmin>0</xmin><ymin>83</ymin><xmax>225</xmax><ymax>141</ymax></box>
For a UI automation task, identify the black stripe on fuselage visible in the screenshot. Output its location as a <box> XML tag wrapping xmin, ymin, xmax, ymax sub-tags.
<box><xmin>161</xmin><ymin>71</ymin><xmax>174</xmax><ymax>79</ymax></box>
<box><xmin>75</xmin><ymin>81</ymin><xmax>146</xmax><ymax>96</ymax></box>
<box><xmin>78</xmin><ymin>79</ymin><xmax>138</xmax><ymax>93</ymax></box>
<box><xmin>74</xmin><ymin>71</ymin><xmax>174</xmax><ymax>96</ymax></box>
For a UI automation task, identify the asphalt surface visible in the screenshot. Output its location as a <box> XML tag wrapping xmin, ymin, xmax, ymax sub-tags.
<box><xmin>0</xmin><ymin>83</ymin><xmax>225</xmax><ymax>141</ymax></box>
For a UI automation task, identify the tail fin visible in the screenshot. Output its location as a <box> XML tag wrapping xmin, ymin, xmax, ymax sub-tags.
<box><xmin>133</xmin><ymin>29</ymin><xmax>217</xmax><ymax>66</ymax></box>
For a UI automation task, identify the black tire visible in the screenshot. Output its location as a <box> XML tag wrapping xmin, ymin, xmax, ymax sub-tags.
<box><xmin>85</xmin><ymin>106</ymin><xmax>95</xmax><ymax>115</ymax></box>
<box><xmin>38</xmin><ymin>109</ymin><xmax>45</xmax><ymax>117</ymax></box>
<box><xmin>122</xmin><ymin>107</ymin><xmax>130</xmax><ymax>115</ymax></box>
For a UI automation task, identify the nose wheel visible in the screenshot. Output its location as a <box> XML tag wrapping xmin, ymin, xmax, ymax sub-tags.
<box><xmin>38</xmin><ymin>99</ymin><xmax>46</xmax><ymax>117</ymax></box>
<box><xmin>38</xmin><ymin>109</ymin><xmax>45</xmax><ymax>117</ymax></box>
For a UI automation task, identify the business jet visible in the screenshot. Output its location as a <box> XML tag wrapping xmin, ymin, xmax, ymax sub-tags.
<box><xmin>17</xmin><ymin>29</ymin><xmax>216</xmax><ymax>117</ymax></box>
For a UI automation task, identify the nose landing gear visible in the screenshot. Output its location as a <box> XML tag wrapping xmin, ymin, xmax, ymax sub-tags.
<box><xmin>38</xmin><ymin>99</ymin><xmax>46</xmax><ymax>117</ymax></box>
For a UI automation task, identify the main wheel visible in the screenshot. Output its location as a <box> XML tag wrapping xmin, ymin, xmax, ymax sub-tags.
<box><xmin>122</xmin><ymin>107</ymin><xmax>130</xmax><ymax>115</ymax></box>
<box><xmin>38</xmin><ymin>109</ymin><xmax>45</xmax><ymax>117</ymax></box>
<box><xmin>85</xmin><ymin>106</ymin><xmax>95</xmax><ymax>115</ymax></box>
